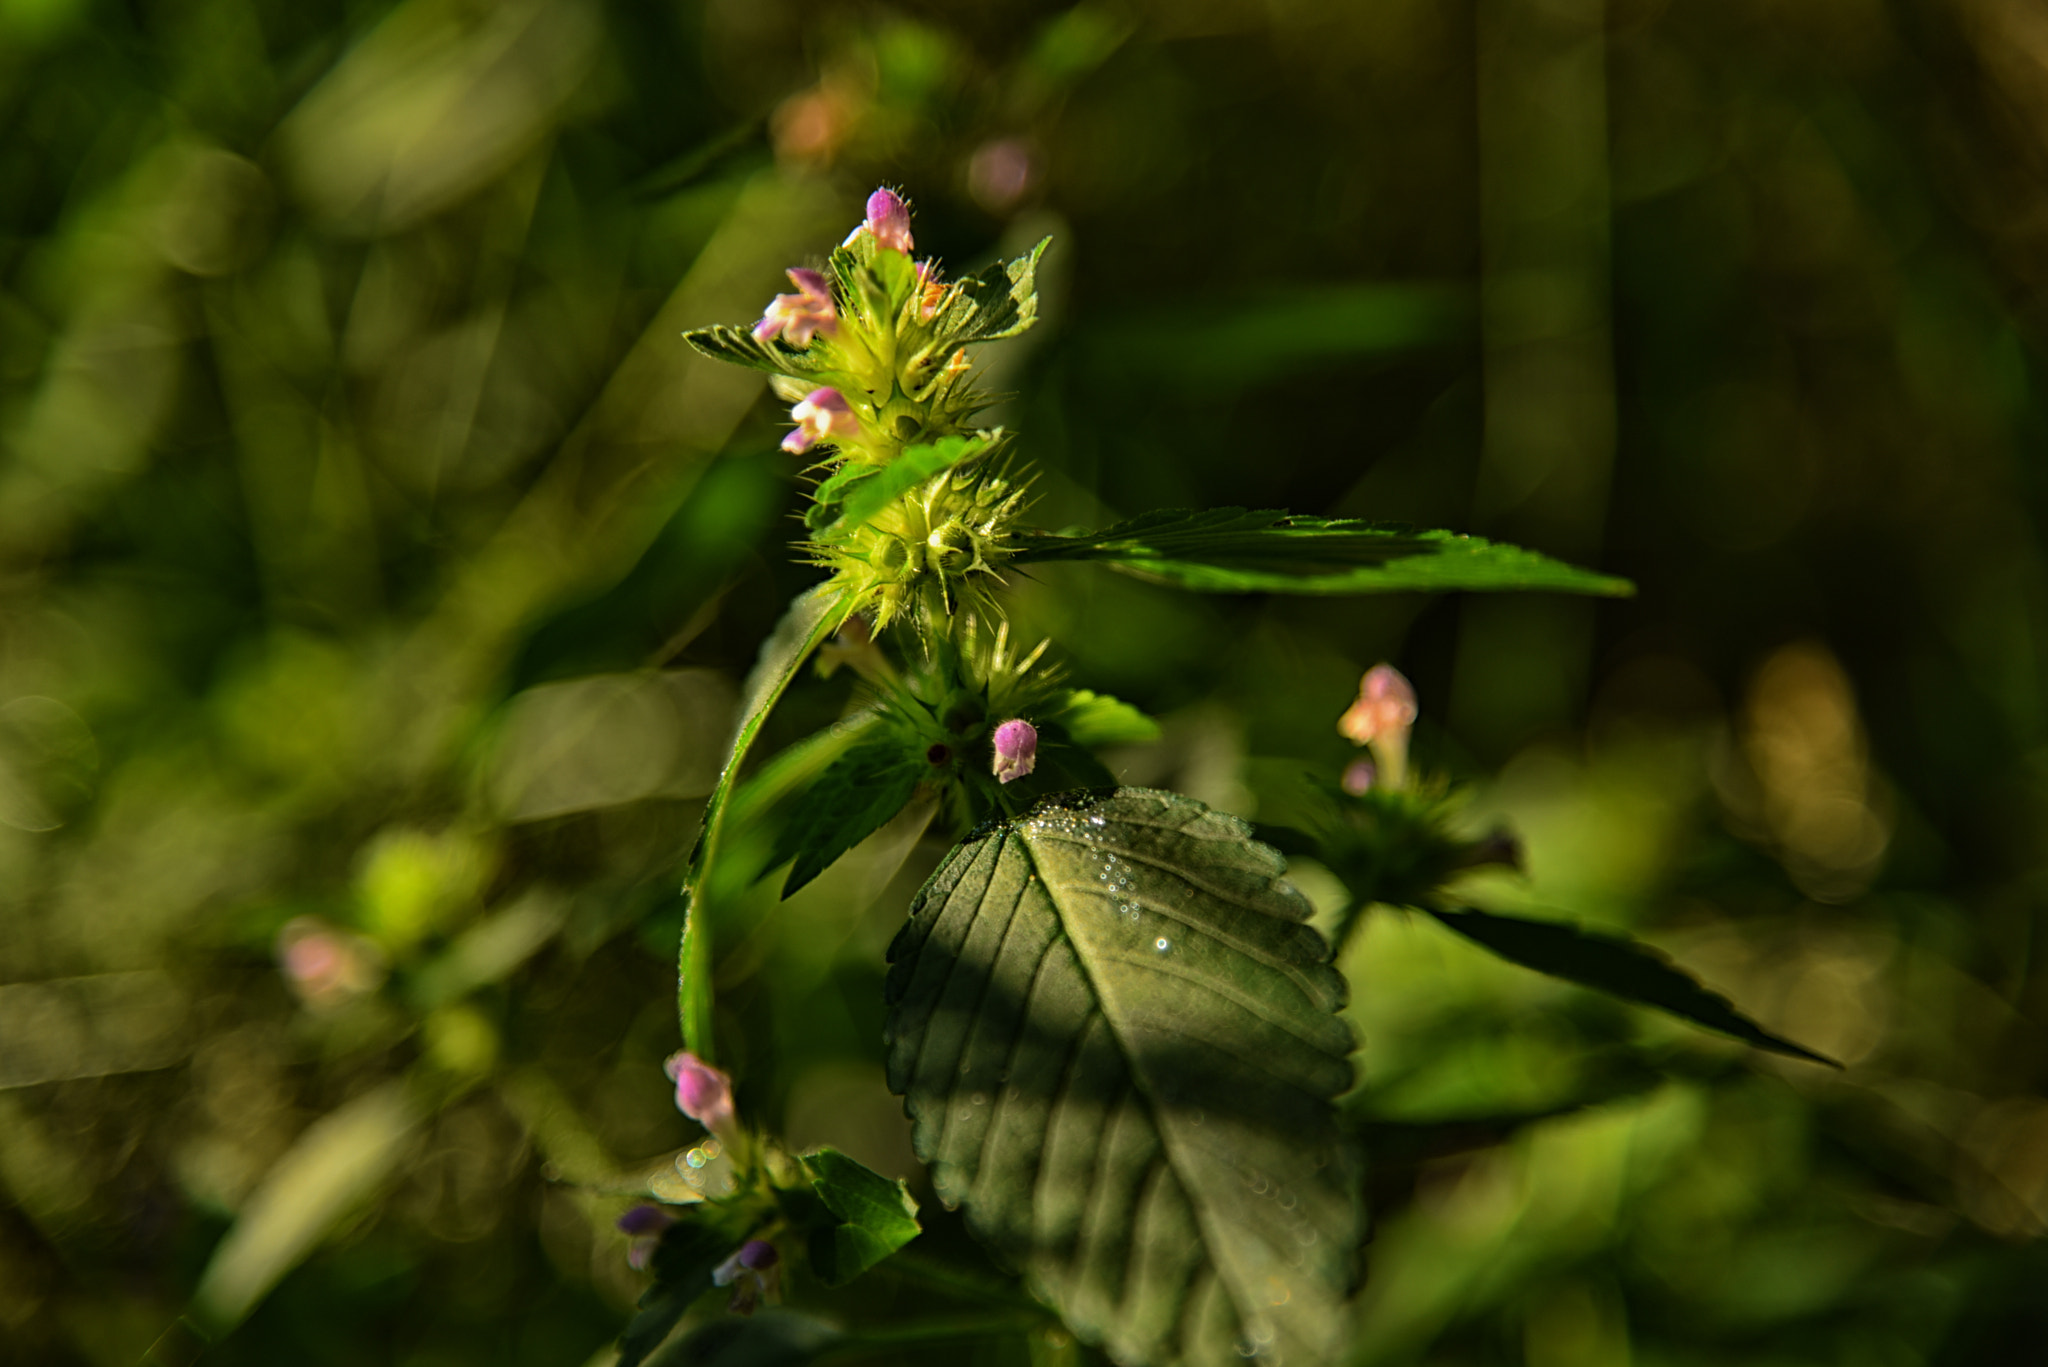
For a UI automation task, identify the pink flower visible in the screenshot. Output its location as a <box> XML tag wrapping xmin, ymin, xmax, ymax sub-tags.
<box><xmin>617</xmin><ymin>1205</ymin><xmax>674</xmax><ymax>1270</ymax></box>
<box><xmin>275</xmin><ymin>916</ymin><xmax>384</xmax><ymax>1010</ymax></box>
<box><xmin>752</xmin><ymin>267</ymin><xmax>837</xmax><ymax>347</ymax></box>
<box><xmin>1338</xmin><ymin>664</ymin><xmax>1418</xmax><ymax>788</ymax></box>
<box><xmin>861</xmin><ymin>188</ymin><xmax>914</xmax><ymax>254</ymax></box>
<box><xmin>713</xmin><ymin>1239</ymin><xmax>781</xmax><ymax>1314</ymax></box>
<box><xmin>992</xmin><ymin>718</ymin><xmax>1037</xmax><ymax>784</ymax></box>
<box><xmin>663</xmin><ymin>1051</ymin><xmax>738</xmax><ymax>1141</ymax></box>
<box><xmin>781</xmin><ymin>387</ymin><xmax>859</xmax><ymax>454</ymax></box>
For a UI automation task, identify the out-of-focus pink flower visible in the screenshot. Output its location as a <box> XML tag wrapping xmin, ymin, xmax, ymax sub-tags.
<box><xmin>1338</xmin><ymin>664</ymin><xmax>1418</xmax><ymax>788</ymax></box>
<box><xmin>275</xmin><ymin>916</ymin><xmax>384</xmax><ymax>1010</ymax></box>
<box><xmin>1341</xmin><ymin>757</ymin><xmax>1377</xmax><ymax>796</ymax></box>
<box><xmin>781</xmin><ymin>387</ymin><xmax>859</xmax><ymax>455</ymax></box>
<box><xmin>968</xmin><ymin>138</ymin><xmax>1035</xmax><ymax>213</ymax></box>
<box><xmin>753</xmin><ymin>267</ymin><xmax>837</xmax><ymax>347</ymax></box>
<box><xmin>713</xmin><ymin>1239</ymin><xmax>781</xmax><ymax>1314</ymax></box>
<box><xmin>858</xmin><ymin>188</ymin><xmax>914</xmax><ymax>254</ymax></box>
<box><xmin>663</xmin><ymin>1051</ymin><xmax>738</xmax><ymax>1141</ymax></box>
<box><xmin>617</xmin><ymin>1205</ymin><xmax>674</xmax><ymax>1270</ymax></box>
<box><xmin>992</xmin><ymin>719</ymin><xmax>1038</xmax><ymax>784</ymax></box>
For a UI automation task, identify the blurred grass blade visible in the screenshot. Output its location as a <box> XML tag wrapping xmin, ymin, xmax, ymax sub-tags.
<box><xmin>679</xmin><ymin>584</ymin><xmax>846</xmax><ymax>1057</ymax></box>
<box><xmin>885</xmin><ymin>788</ymin><xmax>1359</xmax><ymax>1367</ymax></box>
<box><xmin>1424</xmin><ymin>907</ymin><xmax>1839</xmax><ymax>1067</ymax></box>
<box><xmin>1013</xmin><ymin>510</ymin><xmax>1633</xmax><ymax>596</ymax></box>
<box><xmin>644</xmin><ymin>1309</ymin><xmax>845</xmax><ymax>1367</ymax></box>
<box><xmin>191</xmin><ymin>1081</ymin><xmax>425</xmax><ymax>1333</ymax></box>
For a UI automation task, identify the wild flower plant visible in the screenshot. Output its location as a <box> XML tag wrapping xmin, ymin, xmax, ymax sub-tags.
<box><xmin>600</xmin><ymin>189</ymin><xmax>1828</xmax><ymax>1367</ymax></box>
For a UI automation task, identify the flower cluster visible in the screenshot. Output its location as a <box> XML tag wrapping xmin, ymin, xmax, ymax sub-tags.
<box><xmin>687</xmin><ymin>188</ymin><xmax>1049</xmax><ymax>633</ymax></box>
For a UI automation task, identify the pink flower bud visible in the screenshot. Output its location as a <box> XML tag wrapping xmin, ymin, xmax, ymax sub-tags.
<box><xmin>992</xmin><ymin>718</ymin><xmax>1037</xmax><ymax>784</ymax></box>
<box><xmin>617</xmin><ymin>1204</ymin><xmax>674</xmax><ymax>1270</ymax></box>
<box><xmin>781</xmin><ymin>387</ymin><xmax>859</xmax><ymax>455</ymax></box>
<box><xmin>862</xmin><ymin>188</ymin><xmax>914</xmax><ymax>254</ymax></box>
<box><xmin>714</xmin><ymin>1239</ymin><xmax>782</xmax><ymax>1314</ymax></box>
<box><xmin>1338</xmin><ymin>664</ymin><xmax>1418</xmax><ymax>788</ymax></box>
<box><xmin>663</xmin><ymin>1050</ymin><xmax>738</xmax><ymax>1140</ymax></box>
<box><xmin>1341</xmin><ymin>757</ymin><xmax>1377</xmax><ymax>796</ymax></box>
<box><xmin>752</xmin><ymin>267</ymin><xmax>837</xmax><ymax>347</ymax></box>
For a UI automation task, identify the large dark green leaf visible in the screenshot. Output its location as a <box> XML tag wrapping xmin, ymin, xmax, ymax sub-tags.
<box><xmin>1012</xmin><ymin>509</ymin><xmax>1632</xmax><ymax>597</ymax></box>
<box><xmin>884</xmin><ymin>788</ymin><xmax>1360</xmax><ymax>1367</ymax></box>
<box><xmin>1423</xmin><ymin>906</ymin><xmax>1839</xmax><ymax>1067</ymax></box>
<box><xmin>679</xmin><ymin>584</ymin><xmax>845</xmax><ymax>1056</ymax></box>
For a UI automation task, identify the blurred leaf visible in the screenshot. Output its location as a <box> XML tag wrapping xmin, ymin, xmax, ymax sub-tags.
<box><xmin>682</xmin><ymin>323</ymin><xmax>845</xmax><ymax>380</ymax></box>
<box><xmin>681</xmin><ymin>584</ymin><xmax>845</xmax><ymax>1057</ymax></box>
<box><xmin>620</xmin><ymin>1220</ymin><xmax>733</xmax><ymax>1367</ymax></box>
<box><xmin>191</xmin><ymin>1081</ymin><xmax>425</xmax><ymax>1333</ymax></box>
<box><xmin>644</xmin><ymin>1309</ymin><xmax>845</xmax><ymax>1367</ymax></box>
<box><xmin>769</xmin><ymin>734</ymin><xmax>922</xmax><ymax>898</ymax></box>
<box><xmin>884</xmin><ymin>788</ymin><xmax>1358</xmax><ymax>1367</ymax></box>
<box><xmin>936</xmin><ymin>239</ymin><xmax>1051</xmax><ymax>346</ymax></box>
<box><xmin>1045</xmin><ymin>688</ymin><xmax>1160</xmax><ymax>747</ymax></box>
<box><xmin>1078</xmin><ymin>283</ymin><xmax>1467</xmax><ymax>387</ymax></box>
<box><xmin>1015</xmin><ymin>510</ymin><xmax>1633</xmax><ymax>596</ymax></box>
<box><xmin>825</xmin><ymin>433</ymin><xmax>995</xmax><ymax>534</ymax></box>
<box><xmin>798</xmin><ymin>1147</ymin><xmax>922</xmax><ymax>1286</ymax></box>
<box><xmin>1423</xmin><ymin>907</ymin><xmax>1839</xmax><ymax>1067</ymax></box>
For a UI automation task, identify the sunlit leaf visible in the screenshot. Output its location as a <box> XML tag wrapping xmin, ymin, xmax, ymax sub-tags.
<box><xmin>769</xmin><ymin>735</ymin><xmax>923</xmax><ymax>897</ymax></box>
<box><xmin>1423</xmin><ymin>907</ymin><xmax>1839</xmax><ymax>1067</ymax></box>
<box><xmin>937</xmin><ymin>239</ymin><xmax>1050</xmax><ymax>346</ymax></box>
<box><xmin>825</xmin><ymin>433</ymin><xmax>994</xmax><ymax>534</ymax></box>
<box><xmin>1047</xmin><ymin>688</ymin><xmax>1161</xmax><ymax>748</ymax></box>
<box><xmin>680</xmin><ymin>584</ymin><xmax>846</xmax><ymax>1057</ymax></box>
<box><xmin>798</xmin><ymin>1147</ymin><xmax>922</xmax><ymax>1286</ymax></box>
<box><xmin>885</xmin><ymin>788</ymin><xmax>1359</xmax><ymax>1367</ymax></box>
<box><xmin>682</xmin><ymin>323</ymin><xmax>845</xmax><ymax>381</ymax></box>
<box><xmin>1013</xmin><ymin>509</ymin><xmax>1632</xmax><ymax>597</ymax></box>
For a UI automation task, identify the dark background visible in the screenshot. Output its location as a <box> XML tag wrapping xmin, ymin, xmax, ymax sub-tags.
<box><xmin>4</xmin><ymin>0</ymin><xmax>2047</xmax><ymax>1362</ymax></box>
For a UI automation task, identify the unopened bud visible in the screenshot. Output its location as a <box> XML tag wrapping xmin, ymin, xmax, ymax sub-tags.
<box><xmin>663</xmin><ymin>1051</ymin><xmax>738</xmax><ymax>1141</ymax></box>
<box><xmin>992</xmin><ymin>718</ymin><xmax>1038</xmax><ymax>784</ymax></box>
<box><xmin>861</xmin><ymin>187</ymin><xmax>914</xmax><ymax>254</ymax></box>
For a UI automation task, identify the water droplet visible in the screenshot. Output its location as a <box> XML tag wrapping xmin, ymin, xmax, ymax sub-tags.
<box><xmin>684</xmin><ymin>1148</ymin><xmax>707</xmax><ymax>1169</ymax></box>
<box><xmin>1088</xmin><ymin>814</ymin><xmax>1106</xmax><ymax>827</ymax></box>
<box><xmin>1154</xmin><ymin>937</ymin><xmax>1171</xmax><ymax>953</ymax></box>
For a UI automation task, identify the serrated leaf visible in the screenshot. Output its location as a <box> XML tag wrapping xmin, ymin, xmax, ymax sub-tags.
<box><xmin>1047</xmin><ymin>688</ymin><xmax>1161</xmax><ymax>748</ymax></box>
<box><xmin>644</xmin><ymin>1310</ymin><xmax>845</xmax><ymax>1367</ymax></box>
<box><xmin>620</xmin><ymin>1221</ymin><xmax>731</xmax><ymax>1367</ymax></box>
<box><xmin>682</xmin><ymin>323</ymin><xmax>843</xmax><ymax>380</ymax></box>
<box><xmin>680</xmin><ymin>584</ymin><xmax>846</xmax><ymax>1057</ymax></box>
<box><xmin>884</xmin><ymin>788</ymin><xmax>1359</xmax><ymax>1367</ymax></box>
<box><xmin>769</xmin><ymin>736</ymin><xmax>923</xmax><ymax>897</ymax></box>
<box><xmin>826</xmin><ymin>434</ymin><xmax>993</xmax><ymax>534</ymax></box>
<box><xmin>1423</xmin><ymin>906</ymin><xmax>1839</xmax><ymax>1067</ymax></box>
<box><xmin>936</xmin><ymin>239</ymin><xmax>1050</xmax><ymax>347</ymax></box>
<box><xmin>1013</xmin><ymin>509</ymin><xmax>1632</xmax><ymax>597</ymax></box>
<box><xmin>799</xmin><ymin>1148</ymin><xmax>922</xmax><ymax>1285</ymax></box>
<box><xmin>805</xmin><ymin>464</ymin><xmax>878</xmax><ymax>534</ymax></box>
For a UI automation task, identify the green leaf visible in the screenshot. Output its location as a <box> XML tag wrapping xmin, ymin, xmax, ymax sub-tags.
<box><xmin>1013</xmin><ymin>509</ymin><xmax>1633</xmax><ymax>597</ymax></box>
<box><xmin>680</xmin><ymin>584</ymin><xmax>846</xmax><ymax>1057</ymax></box>
<box><xmin>769</xmin><ymin>735</ymin><xmax>923</xmax><ymax>897</ymax></box>
<box><xmin>936</xmin><ymin>239</ymin><xmax>1050</xmax><ymax>346</ymax></box>
<box><xmin>885</xmin><ymin>788</ymin><xmax>1359</xmax><ymax>1367</ymax></box>
<box><xmin>1046</xmin><ymin>688</ymin><xmax>1160</xmax><ymax>748</ymax></box>
<box><xmin>620</xmin><ymin>1220</ymin><xmax>742</xmax><ymax>1367</ymax></box>
<box><xmin>1423</xmin><ymin>906</ymin><xmax>1840</xmax><ymax>1067</ymax></box>
<box><xmin>644</xmin><ymin>1310</ymin><xmax>845</xmax><ymax>1367</ymax></box>
<box><xmin>682</xmin><ymin>323</ymin><xmax>843</xmax><ymax>381</ymax></box>
<box><xmin>825</xmin><ymin>433</ymin><xmax>993</xmax><ymax>535</ymax></box>
<box><xmin>799</xmin><ymin>1147</ymin><xmax>923</xmax><ymax>1286</ymax></box>
<box><xmin>804</xmin><ymin>464</ymin><xmax>878</xmax><ymax>534</ymax></box>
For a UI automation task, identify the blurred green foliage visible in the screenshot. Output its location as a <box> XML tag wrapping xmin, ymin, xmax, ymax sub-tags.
<box><xmin>5</xmin><ymin>0</ymin><xmax>2048</xmax><ymax>1363</ymax></box>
